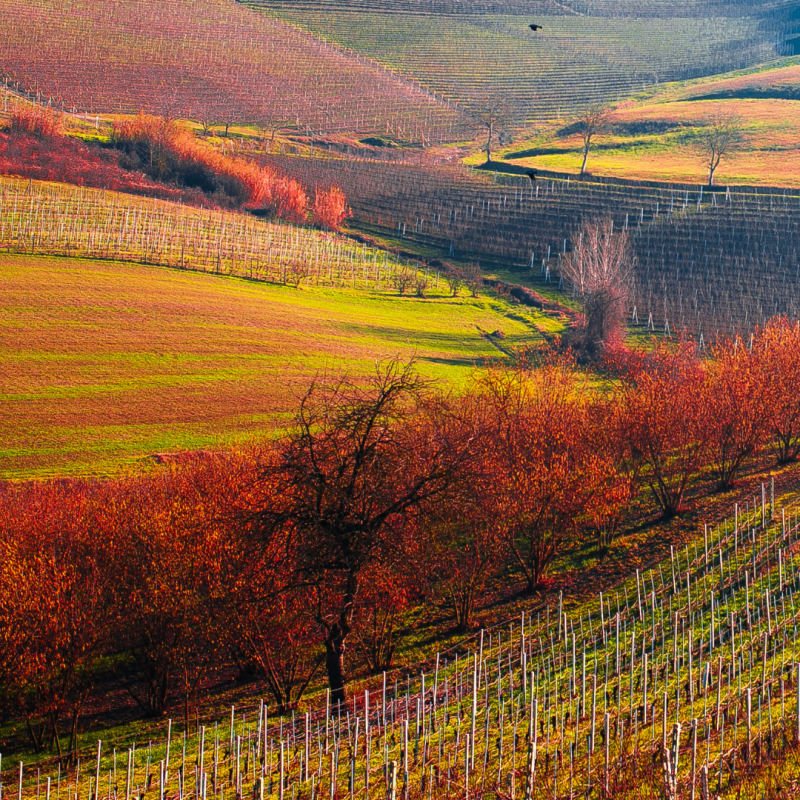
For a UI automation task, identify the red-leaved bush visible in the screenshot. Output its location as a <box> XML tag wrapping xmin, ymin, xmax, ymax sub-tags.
<box><xmin>312</xmin><ymin>185</ymin><xmax>351</xmax><ymax>231</ymax></box>
<box><xmin>112</xmin><ymin>113</ymin><xmax>309</xmax><ymax>221</ymax></box>
<box><xmin>0</xmin><ymin>131</ymin><xmax>189</xmax><ymax>200</ymax></box>
<box><xmin>10</xmin><ymin>105</ymin><xmax>63</xmax><ymax>138</ymax></box>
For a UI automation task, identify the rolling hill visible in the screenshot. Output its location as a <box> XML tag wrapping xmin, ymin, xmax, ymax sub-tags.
<box><xmin>0</xmin><ymin>253</ymin><xmax>550</xmax><ymax>478</ymax></box>
<box><xmin>0</xmin><ymin>0</ymin><xmax>470</xmax><ymax>144</ymax></box>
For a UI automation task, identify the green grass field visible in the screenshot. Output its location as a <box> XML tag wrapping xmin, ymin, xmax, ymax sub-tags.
<box><xmin>0</xmin><ymin>254</ymin><xmax>552</xmax><ymax>479</ymax></box>
<box><xmin>493</xmin><ymin>59</ymin><xmax>800</xmax><ymax>186</ymax></box>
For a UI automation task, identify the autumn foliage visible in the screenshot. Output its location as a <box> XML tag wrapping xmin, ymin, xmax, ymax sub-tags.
<box><xmin>4</xmin><ymin>327</ymin><xmax>800</xmax><ymax>733</ymax></box>
<box><xmin>112</xmin><ymin>114</ymin><xmax>309</xmax><ymax>221</ymax></box>
<box><xmin>312</xmin><ymin>185</ymin><xmax>351</xmax><ymax>231</ymax></box>
<box><xmin>561</xmin><ymin>218</ymin><xmax>633</xmax><ymax>355</ymax></box>
<box><xmin>10</xmin><ymin>105</ymin><xmax>63</xmax><ymax>138</ymax></box>
<box><xmin>0</xmin><ymin>128</ymin><xmax>187</xmax><ymax>200</ymax></box>
<box><xmin>754</xmin><ymin>317</ymin><xmax>800</xmax><ymax>463</ymax></box>
<box><xmin>0</xmin><ymin>110</ymin><xmax>327</xmax><ymax>220</ymax></box>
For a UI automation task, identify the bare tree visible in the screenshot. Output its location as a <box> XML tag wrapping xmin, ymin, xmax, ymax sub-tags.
<box><xmin>462</xmin><ymin>263</ymin><xmax>482</xmax><ymax>297</ymax></box>
<box><xmin>574</xmin><ymin>105</ymin><xmax>611</xmax><ymax>175</ymax></box>
<box><xmin>697</xmin><ymin>109</ymin><xmax>745</xmax><ymax>186</ymax></box>
<box><xmin>392</xmin><ymin>267</ymin><xmax>415</xmax><ymax>296</ymax></box>
<box><xmin>473</xmin><ymin>100</ymin><xmax>512</xmax><ymax>164</ymax></box>
<box><xmin>560</xmin><ymin>217</ymin><xmax>634</xmax><ymax>354</ymax></box>
<box><xmin>198</xmin><ymin>116</ymin><xmax>217</xmax><ymax>137</ymax></box>
<box><xmin>260</xmin><ymin>118</ymin><xmax>292</xmax><ymax>153</ymax></box>
<box><xmin>444</xmin><ymin>266</ymin><xmax>466</xmax><ymax>297</ymax></box>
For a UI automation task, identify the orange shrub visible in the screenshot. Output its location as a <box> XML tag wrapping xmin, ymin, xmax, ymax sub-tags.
<box><xmin>267</xmin><ymin>176</ymin><xmax>309</xmax><ymax>224</ymax></box>
<box><xmin>10</xmin><ymin>104</ymin><xmax>63</xmax><ymax>138</ymax></box>
<box><xmin>112</xmin><ymin>113</ymin><xmax>308</xmax><ymax>221</ymax></box>
<box><xmin>312</xmin><ymin>185</ymin><xmax>351</xmax><ymax>231</ymax></box>
<box><xmin>754</xmin><ymin>318</ymin><xmax>800</xmax><ymax>463</ymax></box>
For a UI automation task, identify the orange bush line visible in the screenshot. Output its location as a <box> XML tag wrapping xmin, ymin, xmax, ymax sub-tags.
<box><xmin>112</xmin><ymin>113</ymin><xmax>312</xmax><ymax>223</ymax></box>
<box><xmin>312</xmin><ymin>185</ymin><xmax>351</xmax><ymax>232</ymax></box>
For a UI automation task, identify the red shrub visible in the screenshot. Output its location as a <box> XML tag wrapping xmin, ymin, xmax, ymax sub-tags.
<box><xmin>312</xmin><ymin>185</ymin><xmax>351</xmax><ymax>231</ymax></box>
<box><xmin>0</xmin><ymin>130</ymin><xmax>187</xmax><ymax>201</ymax></box>
<box><xmin>10</xmin><ymin>105</ymin><xmax>63</xmax><ymax>138</ymax></box>
<box><xmin>112</xmin><ymin>113</ymin><xmax>309</xmax><ymax>221</ymax></box>
<box><xmin>266</xmin><ymin>176</ymin><xmax>309</xmax><ymax>224</ymax></box>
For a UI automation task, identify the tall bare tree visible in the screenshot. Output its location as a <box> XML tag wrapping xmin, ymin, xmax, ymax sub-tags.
<box><xmin>697</xmin><ymin>109</ymin><xmax>745</xmax><ymax>186</ymax></box>
<box><xmin>473</xmin><ymin>100</ymin><xmax>512</xmax><ymax>164</ymax></box>
<box><xmin>560</xmin><ymin>217</ymin><xmax>634</xmax><ymax>354</ymax></box>
<box><xmin>573</xmin><ymin>105</ymin><xmax>611</xmax><ymax>175</ymax></box>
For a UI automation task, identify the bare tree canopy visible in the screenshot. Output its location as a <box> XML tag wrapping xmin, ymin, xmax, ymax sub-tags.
<box><xmin>696</xmin><ymin>108</ymin><xmax>745</xmax><ymax>186</ymax></box>
<box><xmin>560</xmin><ymin>217</ymin><xmax>634</xmax><ymax>355</ymax></box>
<box><xmin>574</xmin><ymin>105</ymin><xmax>611</xmax><ymax>175</ymax></box>
<box><xmin>472</xmin><ymin>99</ymin><xmax>513</xmax><ymax>164</ymax></box>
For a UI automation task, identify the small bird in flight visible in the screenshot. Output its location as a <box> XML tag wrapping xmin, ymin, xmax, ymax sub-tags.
<box><xmin>529</xmin><ymin>23</ymin><xmax>542</xmax><ymax>31</ymax></box>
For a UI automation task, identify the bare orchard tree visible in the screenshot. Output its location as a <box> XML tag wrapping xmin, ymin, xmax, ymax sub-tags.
<box><xmin>560</xmin><ymin>217</ymin><xmax>634</xmax><ymax>355</ymax></box>
<box><xmin>575</xmin><ymin>105</ymin><xmax>611</xmax><ymax>175</ymax></box>
<box><xmin>697</xmin><ymin>109</ymin><xmax>745</xmax><ymax>187</ymax></box>
<box><xmin>473</xmin><ymin>99</ymin><xmax>513</xmax><ymax>164</ymax></box>
<box><xmin>199</xmin><ymin>117</ymin><xmax>217</xmax><ymax>137</ymax></box>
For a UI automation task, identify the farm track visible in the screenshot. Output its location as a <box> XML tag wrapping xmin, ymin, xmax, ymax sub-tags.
<box><xmin>252</xmin><ymin>0</ymin><xmax>796</xmax><ymax>17</ymax></box>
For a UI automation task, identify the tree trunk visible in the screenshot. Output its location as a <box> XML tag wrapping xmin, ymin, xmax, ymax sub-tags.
<box><xmin>581</xmin><ymin>145</ymin><xmax>589</xmax><ymax>175</ymax></box>
<box><xmin>66</xmin><ymin>702</ymin><xmax>83</xmax><ymax>767</ymax></box>
<box><xmin>25</xmin><ymin>716</ymin><xmax>45</xmax><ymax>751</ymax></box>
<box><xmin>49</xmin><ymin>711</ymin><xmax>63</xmax><ymax>761</ymax></box>
<box><xmin>325</xmin><ymin>626</ymin><xmax>347</xmax><ymax>707</ymax></box>
<box><xmin>486</xmin><ymin>120</ymin><xmax>493</xmax><ymax>164</ymax></box>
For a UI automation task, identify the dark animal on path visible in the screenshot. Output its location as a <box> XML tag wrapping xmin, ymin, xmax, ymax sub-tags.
<box><xmin>527</xmin><ymin>170</ymin><xmax>537</xmax><ymax>182</ymax></box>
<box><xmin>529</xmin><ymin>23</ymin><xmax>542</xmax><ymax>30</ymax></box>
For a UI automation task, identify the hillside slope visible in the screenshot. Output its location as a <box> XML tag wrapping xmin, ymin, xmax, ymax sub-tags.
<box><xmin>500</xmin><ymin>58</ymin><xmax>800</xmax><ymax>185</ymax></box>
<box><xmin>0</xmin><ymin>0</ymin><xmax>470</xmax><ymax>144</ymax></box>
<box><xmin>254</xmin><ymin>2</ymin><xmax>792</xmax><ymax>123</ymax></box>
<box><xmin>0</xmin><ymin>254</ymin><xmax>548</xmax><ymax>478</ymax></box>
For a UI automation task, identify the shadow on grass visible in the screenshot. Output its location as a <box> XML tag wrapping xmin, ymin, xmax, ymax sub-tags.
<box><xmin>418</xmin><ymin>354</ymin><xmax>484</xmax><ymax>368</ymax></box>
<box><xmin>689</xmin><ymin>87</ymin><xmax>800</xmax><ymax>101</ymax></box>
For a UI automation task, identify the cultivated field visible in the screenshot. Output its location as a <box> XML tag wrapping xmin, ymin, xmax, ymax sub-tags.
<box><xmin>7</xmin><ymin>0</ymin><xmax>800</xmax><ymax>797</ymax></box>
<box><xmin>257</xmin><ymin>6</ymin><xmax>788</xmax><ymax>123</ymax></box>
<box><xmin>499</xmin><ymin>60</ymin><xmax>800</xmax><ymax>185</ymax></box>
<box><xmin>0</xmin><ymin>177</ymin><xmax>420</xmax><ymax>288</ymax></box>
<box><xmin>10</xmin><ymin>492</ymin><xmax>800</xmax><ymax>800</ymax></box>
<box><xmin>259</xmin><ymin>152</ymin><xmax>800</xmax><ymax>339</ymax></box>
<box><xmin>0</xmin><ymin>0</ymin><xmax>471</xmax><ymax>144</ymax></box>
<box><xmin>257</xmin><ymin>0</ymin><xmax>795</xmax><ymax>18</ymax></box>
<box><xmin>0</xmin><ymin>254</ymin><xmax>549</xmax><ymax>479</ymax></box>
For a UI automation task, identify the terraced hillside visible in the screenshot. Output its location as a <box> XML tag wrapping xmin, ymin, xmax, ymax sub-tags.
<box><xmin>0</xmin><ymin>0</ymin><xmax>471</xmax><ymax>144</ymax></box>
<box><xmin>262</xmin><ymin>153</ymin><xmax>800</xmax><ymax>339</ymax></box>
<box><xmin>254</xmin><ymin>3</ymin><xmax>793</xmax><ymax>123</ymax></box>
